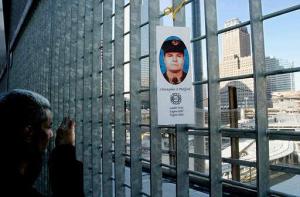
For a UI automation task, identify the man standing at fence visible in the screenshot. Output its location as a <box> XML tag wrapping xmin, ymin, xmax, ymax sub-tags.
<box><xmin>0</xmin><ymin>89</ymin><xmax>53</xmax><ymax>196</ymax></box>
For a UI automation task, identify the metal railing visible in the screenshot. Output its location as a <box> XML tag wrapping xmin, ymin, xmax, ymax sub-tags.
<box><xmin>2</xmin><ymin>0</ymin><xmax>300</xmax><ymax>196</ymax></box>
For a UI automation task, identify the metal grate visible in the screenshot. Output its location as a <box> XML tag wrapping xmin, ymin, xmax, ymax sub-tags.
<box><xmin>1</xmin><ymin>0</ymin><xmax>300</xmax><ymax>196</ymax></box>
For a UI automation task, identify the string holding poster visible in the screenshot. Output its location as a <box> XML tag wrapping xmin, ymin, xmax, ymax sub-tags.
<box><xmin>156</xmin><ymin>26</ymin><xmax>195</xmax><ymax>125</ymax></box>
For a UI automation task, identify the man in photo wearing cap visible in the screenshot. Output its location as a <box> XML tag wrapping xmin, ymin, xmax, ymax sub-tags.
<box><xmin>161</xmin><ymin>39</ymin><xmax>187</xmax><ymax>85</ymax></box>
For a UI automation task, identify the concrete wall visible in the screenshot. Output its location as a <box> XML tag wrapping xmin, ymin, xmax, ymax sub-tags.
<box><xmin>6</xmin><ymin>0</ymin><xmax>29</xmax><ymax>42</ymax></box>
<box><xmin>0</xmin><ymin>1</ymin><xmax>7</xmax><ymax>77</ymax></box>
<box><xmin>3</xmin><ymin>0</ymin><xmax>102</xmax><ymax>196</ymax></box>
<box><xmin>0</xmin><ymin>26</ymin><xmax>6</xmax><ymax>71</ymax></box>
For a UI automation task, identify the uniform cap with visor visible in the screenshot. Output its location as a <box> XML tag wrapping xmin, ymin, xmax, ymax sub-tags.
<box><xmin>161</xmin><ymin>39</ymin><xmax>185</xmax><ymax>54</ymax></box>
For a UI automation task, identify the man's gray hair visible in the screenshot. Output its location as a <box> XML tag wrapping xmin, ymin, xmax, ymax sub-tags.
<box><xmin>0</xmin><ymin>89</ymin><xmax>51</xmax><ymax>132</ymax></box>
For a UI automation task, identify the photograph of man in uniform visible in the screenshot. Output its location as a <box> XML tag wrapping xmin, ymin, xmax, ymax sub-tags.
<box><xmin>160</xmin><ymin>38</ymin><xmax>188</xmax><ymax>85</ymax></box>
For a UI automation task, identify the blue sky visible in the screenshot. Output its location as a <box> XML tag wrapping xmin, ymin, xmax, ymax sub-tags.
<box><xmin>217</xmin><ymin>0</ymin><xmax>300</xmax><ymax>64</ymax></box>
<box><xmin>160</xmin><ymin>0</ymin><xmax>300</xmax><ymax>90</ymax></box>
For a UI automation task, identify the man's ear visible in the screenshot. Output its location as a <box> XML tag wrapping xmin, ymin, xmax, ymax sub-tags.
<box><xmin>23</xmin><ymin>125</ymin><xmax>34</xmax><ymax>143</ymax></box>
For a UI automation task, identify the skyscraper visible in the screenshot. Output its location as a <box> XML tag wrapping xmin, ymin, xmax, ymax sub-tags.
<box><xmin>266</xmin><ymin>57</ymin><xmax>295</xmax><ymax>102</ymax></box>
<box><xmin>219</xmin><ymin>18</ymin><xmax>295</xmax><ymax>109</ymax></box>
<box><xmin>222</xmin><ymin>18</ymin><xmax>251</xmax><ymax>59</ymax></box>
<box><xmin>220</xmin><ymin>18</ymin><xmax>254</xmax><ymax>108</ymax></box>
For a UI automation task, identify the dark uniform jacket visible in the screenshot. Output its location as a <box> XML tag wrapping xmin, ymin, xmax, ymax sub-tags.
<box><xmin>1</xmin><ymin>154</ymin><xmax>44</xmax><ymax>197</ymax></box>
<box><xmin>163</xmin><ymin>71</ymin><xmax>187</xmax><ymax>84</ymax></box>
<box><xmin>49</xmin><ymin>144</ymin><xmax>84</xmax><ymax>197</ymax></box>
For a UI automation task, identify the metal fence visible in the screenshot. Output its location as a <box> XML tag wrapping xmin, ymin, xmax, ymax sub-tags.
<box><xmin>1</xmin><ymin>0</ymin><xmax>300</xmax><ymax>196</ymax></box>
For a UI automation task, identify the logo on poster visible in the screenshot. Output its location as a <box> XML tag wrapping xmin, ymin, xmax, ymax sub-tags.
<box><xmin>170</xmin><ymin>93</ymin><xmax>182</xmax><ymax>105</ymax></box>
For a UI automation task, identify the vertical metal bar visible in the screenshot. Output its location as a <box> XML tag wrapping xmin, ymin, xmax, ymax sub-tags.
<box><xmin>249</xmin><ymin>0</ymin><xmax>269</xmax><ymax>196</ymax></box>
<box><xmin>44</xmin><ymin>2</ymin><xmax>52</xmax><ymax>193</ymax></box>
<box><xmin>34</xmin><ymin>20</ymin><xmax>38</xmax><ymax>92</ymax></box>
<box><xmin>76</xmin><ymin>0</ymin><xmax>86</xmax><ymax>162</ymax></box>
<box><xmin>32</xmin><ymin>13</ymin><xmax>37</xmax><ymax>92</ymax></box>
<box><xmin>37</xmin><ymin>4</ymin><xmax>43</xmax><ymax>94</ymax></box>
<box><xmin>49</xmin><ymin>0</ymin><xmax>55</xmax><ymax>113</ymax></box>
<box><xmin>130</xmin><ymin>1</ymin><xmax>142</xmax><ymax>196</ymax></box>
<box><xmin>169</xmin><ymin>0</ymin><xmax>186</xmax><ymax>168</ymax></box>
<box><xmin>92</xmin><ymin>0</ymin><xmax>102</xmax><ymax>196</ymax></box>
<box><xmin>204</xmin><ymin>0</ymin><xmax>222</xmax><ymax>196</ymax></box>
<box><xmin>173</xmin><ymin>0</ymin><xmax>185</xmax><ymax>25</ymax></box>
<box><xmin>60</xmin><ymin>0</ymin><xmax>66</xmax><ymax>115</ymax></box>
<box><xmin>34</xmin><ymin>8</ymin><xmax>38</xmax><ymax>90</ymax></box>
<box><xmin>41</xmin><ymin>9</ymin><xmax>45</xmax><ymax>97</ymax></box>
<box><xmin>54</xmin><ymin>0</ymin><xmax>62</xmax><ymax>130</ymax></box>
<box><xmin>46</xmin><ymin>0</ymin><xmax>52</xmax><ymax>100</ymax></box>
<box><xmin>176</xmin><ymin>125</ymin><xmax>189</xmax><ymax>197</ymax></box>
<box><xmin>102</xmin><ymin>0</ymin><xmax>113</xmax><ymax>196</ymax></box>
<box><xmin>39</xmin><ymin>13</ymin><xmax>43</xmax><ymax>94</ymax></box>
<box><xmin>35</xmin><ymin>12</ymin><xmax>38</xmax><ymax>92</ymax></box>
<box><xmin>83</xmin><ymin>0</ymin><xmax>94</xmax><ymax>195</ymax></box>
<box><xmin>49</xmin><ymin>0</ymin><xmax>58</xmax><ymax>166</ymax></box>
<box><xmin>192</xmin><ymin>0</ymin><xmax>206</xmax><ymax>173</ymax></box>
<box><xmin>38</xmin><ymin>2</ymin><xmax>46</xmax><ymax>193</ymax></box>
<box><xmin>32</xmin><ymin>26</ymin><xmax>36</xmax><ymax>96</ymax></box>
<box><xmin>148</xmin><ymin>0</ymin><xmax>162</xmax><ymax>196</ymax></box>
<box><xmin>58</xmin><ymin>0</ymin><xmax>66</xmax><ymax>123</ymax></box>
<box><xmin>67</xmin><ymin>1</ymin><xmax>72</xmax><ymax>115</ymax></box>
<box><xmin>38</xmin><ymin>13</ymin><xmax>42</xmax><ymax>94</ymax></box>
<box><xmin>38</xmin><ymin>6</ymin><xmax>44</xmax><ymax>96</ymax></box>
<box><xmin>70</xmin><ymin>0</ymin><xmax>78</xmax><ymax>124</ymax></box>
<box><xmin>64</xmin><ymin>1</ymin><xmax>71</xmax><ymax>117</ymax></box>
<box><xmin>44</xmin><ymin>2</ymin><xmax>49</xmax><ymax>98</ymax></box>
<box><xmin>36</xmin><ymin>8</ymin><xmax>39</xmax><ymax>94</ymax></box>
<box><xmin>172</xmin><ymin>1</ymin><xmax>189</xmax><ymax>196</ymax></box>
<box><xmin>114</xmin><ymin>0</ymin><xmax>125</xmax><ymax>196</ymax></box>
<box><xmin>228</xmin><ymin>86</ymin><xmax>240</xmax><ymax>181</ymax></box>
<box><xmin>57</xmin><ymin>0</ymin><xmax>63</xmax><ymax>126</ymax></box>
<box><xmin>41</xmin><ymin>4</ymin><xmax>45</xmax><ymax>97</ymax></box>
<box><xmin>169</xmin><ymin>132</ymin><xmax>176</xmax><ymax>165</ymax></box>
<box><xmin>49</xmin><ymin>4</ymin><xmax>60</xmax><ymax>193</ymax></box>
<box><xmin>69</xmin><ymin>1</ymin><xmax>79</xmax><ymax>194</ymax></box>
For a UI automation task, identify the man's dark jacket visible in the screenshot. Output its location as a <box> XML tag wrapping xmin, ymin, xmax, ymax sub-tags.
<box><xmin>163</xmin><ymin>71</ymin><xmax>187</xmax><ymax>84</ymax></box>
<box><xmin>49</xmin><ymin>144</ymin><xmax>84</xmax><ymax>197</ymax></box>
<box><xmin>1</xmin><ymin>151</ymin><xmax>44</xmax><ymax>197</ymax></box>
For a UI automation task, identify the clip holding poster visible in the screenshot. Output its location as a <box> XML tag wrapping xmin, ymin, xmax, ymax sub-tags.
<box><xmin>163</xmin><ymin>0</ymin><xmax>188</xmax><ymax>21</ymax></box>
<box><xmin>156</xmin><ymin>26</ymin><xmax>195</xmax><ymax>125</ymax></box>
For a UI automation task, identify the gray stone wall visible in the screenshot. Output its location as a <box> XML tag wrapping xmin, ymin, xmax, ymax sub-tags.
<box><xmin>0</xmin><ymin>27</ymin><xmax>6</xmax><ymax>67</ymax></box>
<box><xmin>8</xmin><ymin>0</ymin><xmax>29</xmax><ymax>42</ymax></box>
<box><xmin>0</xmin><ymin>70</ymin><xmax>7</xmax><ymax>92</ymax></box>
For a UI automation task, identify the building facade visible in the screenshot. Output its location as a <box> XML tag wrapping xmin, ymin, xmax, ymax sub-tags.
<box><xmin>266</xmin><ymin>57</ymin><xmax>295</xmax><ymax>102</ymax></box>
<box><xmin>220</xmin><ymin>19</ymin><xmax>254</xmax><ymax>108</ymax></box>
